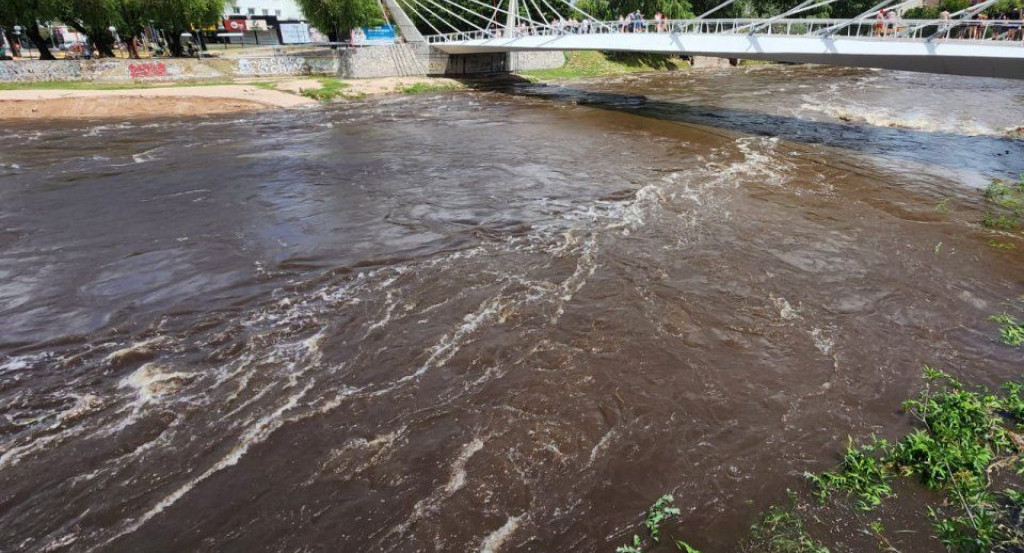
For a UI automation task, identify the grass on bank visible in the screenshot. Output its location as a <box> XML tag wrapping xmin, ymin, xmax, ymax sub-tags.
<box><xmin>619</xmin><ymin>367</ymin><xmax>1024</xmax><ymax>553</ymax></box>
<box><xmin>395</xmin><ymin>81</ymin><xmax>461</xmax><ymax>94</ymax></box>
<box><xmin>299</xmin><ymin>77</ymin><xmax>349</xmax><ymax>101</ymax></box>
<box><xmin>520</xmin><ymin>51</ymin><xmax>689</xmax><ymax>81</ymax></box>
<box><xmin>981</xmin><ymin>176</ymin><xmax>1024</xmax><ymax>231</ymax></box>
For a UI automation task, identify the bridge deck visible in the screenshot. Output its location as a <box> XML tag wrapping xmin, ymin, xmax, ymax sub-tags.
<box><xmin>426</xmin><ymin>16</ymin><xmax>1024</xmax><ymax>80</ymax></box>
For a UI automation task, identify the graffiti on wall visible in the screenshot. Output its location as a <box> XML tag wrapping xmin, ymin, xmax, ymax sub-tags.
<box><xmin>236</xmin><ymin>57</ymin><xmax>308</xmax><ymax>76</ymax></box>
<box><xmin>128</xmin><ymin>62</ymin><xmax>170</xmax><ymax>79</ymax></box>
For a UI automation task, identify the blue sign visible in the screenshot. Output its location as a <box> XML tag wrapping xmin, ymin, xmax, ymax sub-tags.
<box><xmin>352</xmin><ymin>24</ymin><xmax>396</xmax><ymax>45</ymax></box>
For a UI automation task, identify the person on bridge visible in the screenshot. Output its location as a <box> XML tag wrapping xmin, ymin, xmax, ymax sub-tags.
<box><xmin>633</xmin><ymin>10</ymin><xmax>645</xmax><ymax>32</ymax></box>
<box><xmin>874</xmin><ymin>11</ymin><xmax>885</xmax><ymax>36</ymax></box>
<box><xmin>1010</xmin><ymin>6</ymin><xmax>1022</xmax><ymax>40</ymax></box>
<box><xmin>884</xmin><ymin>10</ymin><xmax>899</xmax><ymax>37</ymax></box>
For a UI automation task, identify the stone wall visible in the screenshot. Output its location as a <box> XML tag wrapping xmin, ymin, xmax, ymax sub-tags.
<box><xmin>510</xmin><ymin>51</ymin><xmax>566</xmax><ymax>71</ymax></box>
<box><xmin>0</xmin><ymin>45</ymin><xmax>565</xmax><ymax>83</ymax></box>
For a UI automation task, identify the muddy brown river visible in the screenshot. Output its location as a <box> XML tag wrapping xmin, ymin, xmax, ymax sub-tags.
<box><xmin>2</xmin><ymin>65</ymin><xmax>1024</xmax><ymax>553</ymax></box>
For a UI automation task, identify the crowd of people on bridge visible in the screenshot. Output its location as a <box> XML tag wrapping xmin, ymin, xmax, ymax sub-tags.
<box><xmin>509</xmin><ymin>11</ymin><xmax>668</xmax><ymax>37</ymax></box>
<box><xmin>497</xmin><ymin>8</ymin><xmax>1024</xmax><ymax>41</ymax></box>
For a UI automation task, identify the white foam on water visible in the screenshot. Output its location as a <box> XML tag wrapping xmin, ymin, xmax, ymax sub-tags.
<box><xmin>810</xmin><ymin>327</ymin><xmax>835</xmax><ymax>356</ymax></box>
<box><xmin>384</xmin><ymin>437</ymin><xmax>487</xmax><ymax>543</ymax></box>
<box><xmin>0</xmin><ymin>353</ymin><xmax>42</xmax><ymax>375</ymax></box>
<box><xmin>86</xmin><ymin>377</ymin><xmax>318</xmax><ymax>553</ymax></box>
<box><xmin>410</xmin><ymin>296</ymin><xmax>510</xmax><ymax>381</ymax></box>
<box><xmin>131</xmin><ymin>148</ymin><xmax>161</xmax><ymax>164</ymax></box>
<box><xmin>478</xmin><ymin>514</ymin><xmax>523</xmax><ymax>553</ymax></box>
<box><xmin>104</xmin><ymin>337</ymin><xmax>168</xmax><ymax>367</ymax></box>
<box><xmin>53</xmin><ymin>394</ymin><xmax>103</xmax><ymax>428</ymax></box>
<box><xmin>445</xmin><ymin>438</ymin><xmax>485</xmax><ymax>494</ymax></box>
<box><xmin>771</xmin><ymin>296</ymin><xmax>801</xmax><ymax>321</ymax></box>
<box><xmin>118</xmin><ymin>363</ymin><xmax>194</xmax><ymax>406</ymax></box>
<box><xmin>798</xmin><ymin>99</ymin><xmax>996</xmax><ymax>136</ymax></box>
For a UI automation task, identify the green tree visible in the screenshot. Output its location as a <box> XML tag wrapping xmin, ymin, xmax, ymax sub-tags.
<box><xmin>295</xmin><ymin>0</ymin><xmax>384</xmax><ymax>41</ymax></box>
<box><xmin>0</xmin><ymin>0</ymin><xmax>64</xmax><ymax>60</ymax></box>
<box><xmin>144</xmin><ymin>0</ymin><xmax>226</xmax><ymax>56</ymax></box>
<box><xmin>111</xmin><ymin>0</ymin><xmax>149</xmax><ymax>58</ymax></box>
<box><xmin>607</xmin><ymin>0</ymin><xmax>693</xmax><ymax>19</ymax></box>
<box><xmin>576</xmin><ymin>0</ymin><xmax>612</xmax><ymax>19</ymax></box>
<box><xmin>63</xmin><ymin>0</ymin><xmax>119</xmax><ymax>57</ymax></box>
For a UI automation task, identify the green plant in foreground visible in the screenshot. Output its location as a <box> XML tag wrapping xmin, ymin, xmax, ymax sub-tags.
<box><xmin>746</xmin><ymin>505</ymin><xmax>829</xmax><ymax>553</ymax></box>
<box><xmin>615</xmin><ymin>495</ymin><xmax>683</xmax><ymax>552</ymax></box>
<box><xmin>892</xmin><ymin>368</ymin><xmax>1011</xmax><ymax>487</ymax></box>
<box><xmin>631</xmin><ymin>369</ymin><xmax>1024</xmax><ymax>553</ymax></box>
<box><xmin>675</xmin><ymin>539</ymin><xmax>702</xmax><ymax>553</ymax></box>
<box><xmin>396</xmin><ymin>82</ymin><xmax>458</xmax><ymax>94</ymax></box>
<box><xmin>616</xmin><ymin>534</ymin><xmax>643</xmax><ymax>553</ymax></box>
<box><xmin>983</xmin><ymin>213</ymin><xmax>1018</xmax><ymax>231</ymax></box>
<box><xmin>806</xmin><ymin>437</ymin><xmax>893</xmax><ymax>510</ymax></box>
<box><xmin>990</xmin><ymin>314</ymin><xmax>1024</xmax><ymax>346</ymax></box>
<box><xmin>984</xmin><ymin>181</ymin><xmax>1010</xmax><ymax>201</ymax></box>
<box><xmin>301</xmin><ymin>78</ymin><xmax>349</xmax><ymax>101</ymax></box>
<box><xmin>646</xmin><ymin>494</ymin><xmax>681</xmax><ymax>542</ymax></box>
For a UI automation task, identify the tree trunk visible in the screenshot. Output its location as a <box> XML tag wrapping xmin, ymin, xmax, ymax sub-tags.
<box><xmin>25</xmin><ymin>26</ymin><xmax>55</xmax><ymax>60</ymax></box>
<box><xmin>169</xmin><ymin>32</ymin><xmax>183</xmax><ymax>57</ymax></box>
<box><xmin>126</xmin><ymin>34</ymin><xmax>140</xmax><ymax>59</ymax></box>
<box><xmin>91</xmin><ymin>28</ymin><xmax>115</xmax><ymax>57</ymax></box>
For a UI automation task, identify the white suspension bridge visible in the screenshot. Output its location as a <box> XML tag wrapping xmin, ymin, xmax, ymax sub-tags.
<box><xmin>382</xmin><ymin>0</ymin><xmax>1024</xmax><ymax>79</ymax></box>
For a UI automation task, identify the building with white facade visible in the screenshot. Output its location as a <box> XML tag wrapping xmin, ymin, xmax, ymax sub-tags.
<box><xmin>225</xmin><ymin>0</ymin><xmax>306</xmax><ymax>21</ymax></box>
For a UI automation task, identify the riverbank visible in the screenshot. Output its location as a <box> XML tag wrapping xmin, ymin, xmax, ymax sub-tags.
<box><xmin>0</xmin><ymin>75</ymin><xmax>466</xmax><ymax>120</ymax></box>
<box><xmin>519</xmin><ymin>51</ymin><xmax>756</xmax><ymax>83</ymax></box>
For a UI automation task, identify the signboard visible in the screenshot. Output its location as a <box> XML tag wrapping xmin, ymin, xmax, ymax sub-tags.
<box><xmin>351</xmin><ymin>25</ymin><xmax>396</xmax><ymax>46</ymax></box>
<box><xmin>249</xmin><ymin>19</ymin><xmax>270</xmax><ymax>31</ymax></box>
<box><xmin>280</xmin><ymin>23</ymin><xmax>312</xmax><ymax>44</ymax></box>
<box><xmin>223</xmin><ymin>19</ymin><xmax>248</xmax><ymax>32</ymax></box>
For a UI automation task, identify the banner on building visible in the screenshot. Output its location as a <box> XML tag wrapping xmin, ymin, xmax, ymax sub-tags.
<box><xmin>351</xmin><ymin>25</ymin><xmax>396</xmax><ymax>46</ymax></box>
<box><xmin>223</xmin><ymin>19</ymin><xmax>248</xmax><ymax>32</ymax></box>
<box><xmin>280</xmin><ymin>23</ymin><xmax>312</xmax><ymax>44</ymax></box>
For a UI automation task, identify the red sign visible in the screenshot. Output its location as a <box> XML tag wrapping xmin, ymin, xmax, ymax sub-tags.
<box><xmin>223</xmin><ymin>19</ymin><xmax>248</xmax><ymax>32</ymax></box>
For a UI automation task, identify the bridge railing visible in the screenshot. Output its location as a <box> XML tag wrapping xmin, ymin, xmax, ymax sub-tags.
<box><xmin>426</xmin><ymin>17</ymin><xmax>1024</xmax><ymax>44</ymax></box>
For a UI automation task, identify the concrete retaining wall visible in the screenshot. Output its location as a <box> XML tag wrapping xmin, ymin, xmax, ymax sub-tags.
<box><xmin>511</xmin><ymin>51</ymin><xmax>567</xmax><ymax>71</ymax></box>
<box><xmin>0</xmin><ymin>45</ymin><xmax>566</xmax><ymax>83</ymax></box>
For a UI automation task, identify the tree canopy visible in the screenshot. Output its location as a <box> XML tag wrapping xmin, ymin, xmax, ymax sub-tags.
<box><xmin>295</xmin><ymin>0</ymin><xmax>384</xmax><ymax>40</ymax></box>
<box><xmin>1</xmin><ymin>0</ymin><xmax>227</xmax><ymax>58</ymax></box>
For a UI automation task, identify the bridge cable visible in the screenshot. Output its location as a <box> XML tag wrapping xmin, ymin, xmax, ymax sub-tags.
<box><xmin>919</xmin><ymin>0</ymin><xmax>1002</xmax><ymax>40</ymax></box>
<box><xmin>535</xmin><ymin>0</ymin><xmax>567</xmax><ymax>27</ymax></box>
<box><xmin>445</xmin><ymin>0</ymin><xmax>561</xmax><ymax>33</ymax></box>
<box><xmin>519</xmin><ymin>0</ymin><xmax>537</xmax><ymax>30</ymax></box>
<box><xmin>485</xmin><ymin>0</ymin><xmax>504</xmax><ymax>33</ymax></box>
<box><xmin>695</xmin><ymin>0</ymin><xmax>736</xmax><ymax>20</ymax></box>
<box><xmin>419</xmin><ymin>0</ymin><xmax>496</xmax><ymax>36</ymax></box>
<box><xmin>432</xmin><ymin>0</ymin><xmax>559</xmax><ymax>34</ymax></box>
<box><xmin>402</xmin><ymin>0</ymin><xmax>465</xmax><ymax>34</ymax></box>
<box><xmin>816</xmin><ymin>0</ymin><xmax>904</xmax><ymax>36</ymax></box>
<box><xmin>398</xmin><ymin>0</ymin><xmax>448</xmax><ymax>36</ymax></box>
<box><xmin>525</xmin><ymin>0</ymin><xmax>550</xmax><ymax>26</ymax></box>
<box><xmin>736</xmin><ymin>0</ymin><xmax>843</xmax><ymax>34</ymax></box>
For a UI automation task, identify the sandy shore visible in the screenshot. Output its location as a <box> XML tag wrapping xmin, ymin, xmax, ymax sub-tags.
<box><xmin>0</xmin><ymin>77</ymin><xmax>465</xmax><ymax>121</ymax></box>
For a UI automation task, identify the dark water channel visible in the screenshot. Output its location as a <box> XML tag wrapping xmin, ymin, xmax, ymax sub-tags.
<box><xmin>2</xmin><ymin>65</ymin><xmax>1024</xmax><ymax>552</ymax></box>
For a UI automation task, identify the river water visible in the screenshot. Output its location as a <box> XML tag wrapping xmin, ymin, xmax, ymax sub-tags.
<box><xmin>2</xmin><ymin>65</ymin><xmax>1024</xmax><ymax>553</ymax></box>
